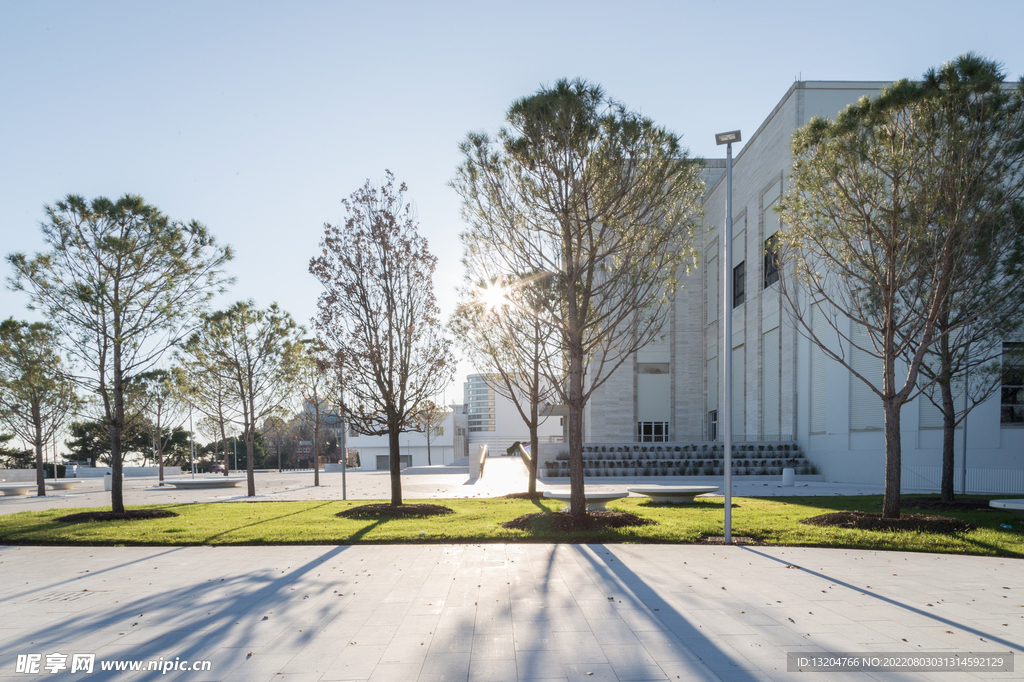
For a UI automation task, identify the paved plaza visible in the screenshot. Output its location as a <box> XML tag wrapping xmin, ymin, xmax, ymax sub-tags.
<box><xmin>1</xmin><ymin>460</ymin><xmax>1021</xmax><ymax>680</ymax></box>
<box><xmin>0</xmin><ymin>544</ymin><xmax>1021</xmax><ymax>681</ymax></box>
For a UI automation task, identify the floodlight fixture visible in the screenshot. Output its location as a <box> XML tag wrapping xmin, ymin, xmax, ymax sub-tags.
<box><xmin>715</xmin><ymin>130</ymin><xmax>742</xmax><ymax>146</ymax></box>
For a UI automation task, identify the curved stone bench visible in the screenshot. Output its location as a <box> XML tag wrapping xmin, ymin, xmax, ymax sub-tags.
<box><xmin>46</xmin><ymin>480</ymin><xmax>83</xmax><ymax>491</ymax></box>
<box><xmin>990</xmin><ymin>499</ymin><xmax>1024</xmax><ymax>514</ymax></box>
<box><xmin>627</xmin><ymin>486</ymin><xmax>719</xmax><ymax>503</ymax></box>
<box><xmin>0</xmin><ymin>484</ymin><xmax>33</xmax><ymax>496</ymax></box>
<box><xmin>164</xmin><ymin>477</ymin><xmax>246</xmax><ymax>489</ymax></box>
<box><xmin>543</xmin><ymin>490</ymin><xmax>628</xmax><ymax>512</ymax></box>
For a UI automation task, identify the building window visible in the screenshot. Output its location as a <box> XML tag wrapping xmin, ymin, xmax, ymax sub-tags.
<box><xmin>763</xmin><ymin>234</ymin><xmax>780</xmax><ymax>288</ymax></box>
<box><xmin>733</xmin><ymin>261</ymin><xmax>745</xmax><ymax>308</ymax></box>
<box><xmin>1002</xmin><ymin>342</ymin><xmax>1024</xmax><ymax>424</ymax></box>
<box><xmin>637</xmin><ymin>421</ymin><xmax>669</xmax><ymax>442</ymax></box>
<box><xmin>707</xmin><ymin>411</ymin><xmax>718</xmax><ymax>441</ymax></box>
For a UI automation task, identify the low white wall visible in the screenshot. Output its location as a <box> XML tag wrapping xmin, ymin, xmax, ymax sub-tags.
<box><xmin>0</xmin><ymin>469</ymin><xmax>38</xmax><ymax>482</ymax></box>
<box><xmin>72</xmin><ymin>466</ymin><xmax>182</xmax><ymax>478</ymax></box>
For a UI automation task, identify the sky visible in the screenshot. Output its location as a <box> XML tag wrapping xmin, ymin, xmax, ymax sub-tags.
<box><xmin>2</xmin><ymin>0</ymin><xmax>1023</xmax><ymax>406</ymax></box>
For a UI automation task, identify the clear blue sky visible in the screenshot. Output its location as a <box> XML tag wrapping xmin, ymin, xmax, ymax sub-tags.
<box><xmin>2</xmin><ymin>0</ymin><xmax>1022</xmax><ymax>402</ymax></box>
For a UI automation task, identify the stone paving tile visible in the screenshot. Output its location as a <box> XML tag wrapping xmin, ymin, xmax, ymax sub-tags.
<box><xmin>319</xmin><ymin>643</ymin><xmax>386</xmax><ymax>680</ymax></box>
<box><xmin>367</xmin><ymin>661</ymin><xmax>422</xmax><ymax>681</ymax></box>
<box><xmin>468</xmin><ymin>657</ymin><xmax>517</xmax><ymax>682</ymax></box>
<box><xmin>552</xmin><ymin>632</ymin><xmax>607</xmax><ymax>665</ymax></box>
<box><xmin>471</xmin><ymin>633</ymin><xmax>516</xmax><ymax>660</ymax></box>
<box><xmin>513</xmin><ymin>622</ymin><xmax>558</xmax><ymax>651</ymax></box>
<box><xmin>563</xmin><ymin>662</ymin><xmax>618</xmax><ymax>682</ymax></box>
<box><xmin>514</xmin><ymin>649</ymin><xmax>565</xmax><ymax>679</ymax></box>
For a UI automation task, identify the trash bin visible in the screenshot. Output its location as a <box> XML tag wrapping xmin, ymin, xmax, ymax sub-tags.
<box><xmin>782</xmin><ymin>467</ymin><xmax>795</xmax><ymax>487</ymax></box>
<box><xmin>103</xmin><ymin>471</ymin><xmax>113</xmax><ymax>491</ymax></box>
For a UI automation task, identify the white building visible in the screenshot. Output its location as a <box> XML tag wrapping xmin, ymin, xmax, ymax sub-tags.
<box><xmin>346</xmin><ymin>410</ymin><xmax>461</xmax><ymax>471</ymax></box>
<box><xmin>465</xmin><ymin>373</ymin><xmax>564</xmax><ymax>452</ymax></box>
<box><xmin>583</xmin><ymin>81</ymin><xmax>1024</xmax><ymax>492</ymax></box>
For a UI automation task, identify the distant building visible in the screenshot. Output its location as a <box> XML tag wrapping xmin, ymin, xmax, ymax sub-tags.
<box><xmin>464</xmin><ymin>373</ymin><xmax>563</xmax><ymax>452</ymax></box>
<box><xmin>345</xmin><ymin>408</ymin><xmax>462</xmax><ymax>471</ymax></box>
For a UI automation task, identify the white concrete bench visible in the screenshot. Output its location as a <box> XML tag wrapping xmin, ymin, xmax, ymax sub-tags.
<box><xmin>0</xmin><ymin>484</ymin><xmax>34</xmax><ymax>496</ymax></box>
<box><xmin>46</xmin><ymin>480</ymin><xmax>83</xmax><ymax>491</ymax></box>
<box><xmin>164</xmin><ymin>476</ymin><xmax>246</xmax><ymax>489</ymax></box>
<box><xmin>990</xmin><ymin>499</ymin><xmax>1024</xmax><ymax>514</ymax></box>
<box><xmin>627</xmin><ymin>486</ymin><xmax>719</xmax><ymax>503</ymax></box>
<box><xmin>543</xmin><ymin>490</ymin><xmax>628</xmax><ymax>512</ymax></box>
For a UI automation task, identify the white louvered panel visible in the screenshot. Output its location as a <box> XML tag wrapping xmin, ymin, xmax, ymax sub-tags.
<box><xmin>850</xmin><ymin>323</ymin><xmax>882</xmax><ymax>431</ymax></box>
<box><xmin>732</xmin><ymin>345</ymin><xmax>745</xmax><ymax>437</ymax></box>
<box><xmin>707</xmin><ymin>255</ymin><xmax>718</xmax><ymax>324</ymax></box>
<box><xmin>810</xmin><ymin>303</ymin><xmax>827</xmax><ymax>434</ymax></box>
<box><xmin>707</xmin><ymin>358</ymin><xmax>718</xmax><ymax>412</ymax></box>
<box><xmin>762</xmin><ymin>327</ymin><xmax>780</xmax><ymax>438</ymax></box>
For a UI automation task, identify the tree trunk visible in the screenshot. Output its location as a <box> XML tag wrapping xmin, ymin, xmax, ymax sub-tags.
<box><xmin>110</xmin><ymin>364</ymin><xmax>126</xmax><ymax>514</ymax></box>
<box><xmin>939</xmin><ymin>377</ymin><xmax>957</xmax><ymax>503</ymax></box>
<box><xmin>881</xmin><ymin>399</ymin><xmax>902</xmax><ymax>519</ymax></box>
<box><xmin>426</xmin><ymin>431</ymin><xmax>432</xmax><ymax>466</ymax></box>
<box><xmin>528</xmin><ymin>424</ymin><xmax>539</xmax><ymax>496</ymax></box>
<box><xmin>244</xmin><ymin>395</ymin><xmax>256</xmax><ymax>496</ymax></box>
<box><xmin>528</xmin><ymin>377</ymin><xmax>540</xmax><ymax>495</ymax></box>
<box><xmin>156</xmin><ymin>423</ymin><xmax>165</xmax><ymax>485</ymax></box>
<box><xmin>245</xmin><ymin>426</ymin><xmax>255</xmax><ymax>497</ymax></box>
<box><xmin>568</xmin><ymin>347</ymin><xmax>586</xmax><ymax>517</ymax></box>
<box><xmin>219</xmin><ymin>415</ymin><xmax>229</xmax><ymax>476</ymax></box>
<box><xmin>388</xmin><ymin>424</ymin><xmax>403</xmax><ymax>506</ymax></box>
<box><xmin>314</xmin><ymin>425</ymin><xmax>320</xmax><ymax>487</ymax></box>
<box><xmin>33</xmin><ymin>413</ymin><xmax>45</xmax><ymax>497</ymax></box>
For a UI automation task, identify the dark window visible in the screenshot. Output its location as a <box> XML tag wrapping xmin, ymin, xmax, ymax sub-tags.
<box><xmin>733</xmin><ymin>261</ymin><xmax>745</xmax><ymax>308</ymax></box>
<box><xmin>637</xmin><ymin>422</ymin><xmax>669</xmax><ymax>442</ymax></box>
<box><xmin>708</xmin><ymin>411</ymin><xmax>718</xmax><ymax>441</ymax></box>
<box><xmin>1002</xmin><ymin>342</ymin><xmax>1024</xmax><ymax>424</ymax></box>
<box><xmin>764</xmin><ymin>234</ymin><xmax>780</xmax><ymax>288</ymax></box>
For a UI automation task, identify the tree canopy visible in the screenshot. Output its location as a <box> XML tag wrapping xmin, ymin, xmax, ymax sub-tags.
<box><xmin>777</xmin><ymin>54</ymin><xmax>1024</xmax><ymax>517</ymax></box>
<box><xmin>451</xmin><ymin>79</ymin><xmax>704</xmax><ymax>515</ymax></box>
<box><xmin>310</xmin><ymin>171</ymin><xmax>455</xmax><ymax>506</ymax></box>
<box><xmin>7</xmin><ymin>194</ymin><xmax>232</xmax><ymax>512</ymax></box>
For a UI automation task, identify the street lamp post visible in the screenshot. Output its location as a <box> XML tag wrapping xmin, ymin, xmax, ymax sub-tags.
<box><xmin>715</xmin><ymin>130</ymin><xmax>741</xmax><ymax>545</ymax></box>
<box><xmin>188</xmin><ymin>406</ymin><xmax>195</xmax><ymax>479</ymax></box>
<box><xmin>338</xmin><ymin>366</ymin><xmax>348</xmax><ymax>500</ymax></box>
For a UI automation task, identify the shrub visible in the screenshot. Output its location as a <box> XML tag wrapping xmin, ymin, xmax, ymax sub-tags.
<box><xmin>702</xmin><ymin>463</ymin><xmax>716</xmax><ymax>475</ymax></box>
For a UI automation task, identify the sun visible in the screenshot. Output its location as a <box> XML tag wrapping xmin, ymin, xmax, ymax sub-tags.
<box><xmin>475</xmin><ymin>276</ymin><xmax>510</xmax><ymax>315</ymax></box>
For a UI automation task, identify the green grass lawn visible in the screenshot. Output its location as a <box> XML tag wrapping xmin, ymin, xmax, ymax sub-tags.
<box><xmin>0</xmin><ymin>495</ymin><xmax>1021</xmax><ymax>557</ymax></box>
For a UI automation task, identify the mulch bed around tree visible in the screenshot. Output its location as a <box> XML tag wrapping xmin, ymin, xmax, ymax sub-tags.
<box><xmin>57</xmin><ymin>510</ymin><xmax>180</xmax><ymax>523</ymax></box>
<box><xmin>336</xmin><ymin>503</ymin><xmax>454</xmax><ymax>519</ymax></box>
<box><xmin>801</xmin><ymin>511</ymin><xmax>975</xmax><ymax>534</ymax></box>
<box><xmin>500</xmin><ymin>492</ymin><xmax>546</xmax><ymax>500</ymax></box>
<box><xmin>899</xmin><ymin>497</ymin><xmax>994</xmax><ymax>512</ymax></box>
<box><xmin>502</xmin><ymin>511</ymin><xmax>657</xmax><ymax>532</ymax></box>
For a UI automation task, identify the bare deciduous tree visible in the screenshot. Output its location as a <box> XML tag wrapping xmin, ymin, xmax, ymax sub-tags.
<box><xmin>450</xmin><ymin>267</ymin><xmax>559</xmax><ymax>493</ymax></box>
<box><xmin>178</xmin><ymin>301</ymin><xmax>303</xmax><ymax>496</ymax></box>
<box><xmin>310</xmin><ymin>172</ymin><xmax>455</xmax><ymax>507</ymax></box>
